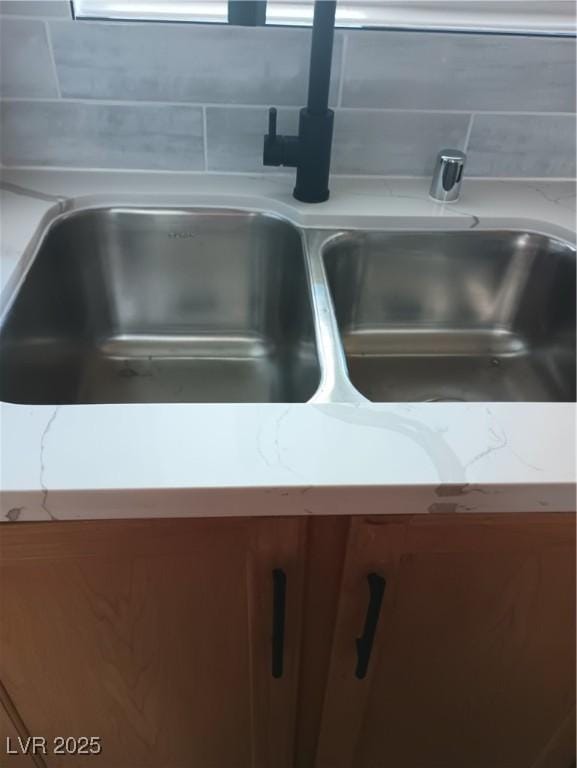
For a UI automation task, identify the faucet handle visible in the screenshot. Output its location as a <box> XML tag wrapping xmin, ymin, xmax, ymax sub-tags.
<box><xmin>263</xmin><ymin>107</ymin><xmax>299</xmax><ymax>168</ymax></box>
<box><xmin>264</xmin><ymin>107</ymin><xmax>282</xmax><ymax>166</ymax></box>
<box><xmin>268</xmin><ymin>107</ymin><xmax>277</xmax><ymax>140</ymax></box>
<box><xmin>430</xmin><ymin>149</ymin><xmax>466</xmax><ymax>203</ymax></box>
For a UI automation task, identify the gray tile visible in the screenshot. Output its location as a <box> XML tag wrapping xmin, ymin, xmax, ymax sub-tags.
<box><xmin>342</xmin><ymin>31</ymin><xmax>576</xmax><ymax>113</ymax></box>
<box><xmin>467</xmin><ymin>114</ymin><xmax>576</xmax><ymax>178</ymax></box>
<box><xmin>0</xmin><ymin>101</ymin><xmax>204</xmax><ymax>170</ymax></box>
<box><xmin>0</xmin><ymin>18</ymin><xmax>58</xmax><ymax>97</ymax></box>
<box><xmin>49</xmin><ymin>21</ymin><xmax>342</xmax><ymax>106</ymax></box>
<box><xmin>332</xmin><ymin>110</ymin><xmax>470</xmax><ymax>175</ymax></box>
<box><xmin>207</xmin><ymin>107</ymin><xmax>299</xmax><ymax>172</ymax></box>
<box><xmin>0</xmin><ymin>1</ymin><xmax>70</xmax><ymax>17</ymax></box>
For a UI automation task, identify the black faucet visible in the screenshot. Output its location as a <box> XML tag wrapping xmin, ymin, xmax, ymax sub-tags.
<box><xmin>263</xmin><ymin>0</ymin><xmax>336</xmax><ymax>203</ymax></box>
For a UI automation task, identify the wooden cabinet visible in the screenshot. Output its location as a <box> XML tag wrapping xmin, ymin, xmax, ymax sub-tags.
<box><xmin>315</xmin><ymin>514</ymin><xmax>576</xmax><ymax>768</ymax></box>
<box><xmin>0</xmin><ymin>688</ymin><xmax>39</xmax><ymax>767</ymax></box>
<box><xmin>0</xmin><ymin>517</ymin><xmax>306</xmax><ymax>768</ymax></box>
<box><xmin>1</xmin><ymin>512</ymin><xmax>574</xmax><ymax>768</ymax></box>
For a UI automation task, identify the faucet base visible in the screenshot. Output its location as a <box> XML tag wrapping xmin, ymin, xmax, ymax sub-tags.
<box><xmin>293</xmin><ymin>187</ymin><xmax>330</xmax><ymax>204</ymax></box>
<box><xmin>292</xmin><ymin>108</ymin><xmax>334</xmax><ymax>204</ymax></box>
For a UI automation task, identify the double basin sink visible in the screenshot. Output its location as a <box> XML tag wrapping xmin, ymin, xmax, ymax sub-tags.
<box><xmin>0</xmin><ymin>208</ymin><xmax>575</xmax><ymax>405</ymax></box>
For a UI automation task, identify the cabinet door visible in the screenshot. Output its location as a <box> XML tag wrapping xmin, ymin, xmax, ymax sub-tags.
<box><xmin>315</xmin><ymin>513</ymin><xmax>576</xmax><ymax>768</ymax></box>
<box><xmin>0</xmin><ymin>688</ymin><xmax>41</xmax><ymax>767</ymax></box>
<box><xmin>0</xmin><ymin>516</ymin><xmax>306</xmax><ymax>768</ymax></box>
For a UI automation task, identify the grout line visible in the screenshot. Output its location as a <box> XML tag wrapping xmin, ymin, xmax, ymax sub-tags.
<box><xmin>1</xmin><ymin>165</ymin><xmax>575</xmax><ymax>183</ymax></box>
<box><xmin>48</xmin><ymin>17</ymin><xmax>307</xmax><ymax>30</ymax></box>
<box><xmin>4</xmin><ymin>13</ymin><xmax>575</xmax><ymax>39</ymax></box>
<box><xmin>336</xmin><ymin>32</ymin><xmax>348</xmax><ymax>108</ymax></box>
<box><xmin>44</xmin><ymin>20</ymin><xmax>62</xmax><ymax>99</ymax></box>
<box><xmin>1</xmin><ymin>97</ymin><xmax>575</xmax><ymax>119</ymax></box>
<box><xmin>0</xmin><ymin>165</ymin><xmax>292</xmax><ymax>176</ymax></box>
<box><xmin>202</xmin><ymin>106</ymin><xmax>208</xmax><ymax>172</ymax></box>
<box><xmin>463</xmin><ymin>113</ymin><xmax>475</xmax><ymax>152</ymax></box>
<box><xmin>334</xmin><ymin>107</ymin><xmax>576</xmax><ymax>117</ymax></box>
<box><xmin>0</xmin><ymin>96</ymin><xmax>280</xmax><ymax>110</ymax></box>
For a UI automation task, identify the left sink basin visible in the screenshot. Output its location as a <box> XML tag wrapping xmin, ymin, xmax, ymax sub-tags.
<box><xmin>0</xmin><ymin>208</ymin><xmax>321</xmax><ymax>404</ymax></box>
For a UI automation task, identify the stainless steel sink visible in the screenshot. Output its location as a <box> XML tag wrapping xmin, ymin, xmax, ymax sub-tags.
<box><xmin>322</xmin><ymin>230</ymin><xmax>576</xmax><ymax>402</ymax></box>
<box><xmin>0</xmin><ymin>209</ymin><xmax>321</xmax><ymax>404</ymax></box>
<box><xmin>1</xmin><ymin>209</ymin><xmax>575</xmax><ymax>406</ymax></box>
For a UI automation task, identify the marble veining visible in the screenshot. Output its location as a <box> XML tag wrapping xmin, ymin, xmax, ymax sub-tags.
<box><xmin>0</xmin><ymin>170</ymin><xmax>575</xmax><ymax>522</ymax></box>
<box><xmin>39</xmin><ymin>406</ymin><xmax>60</xmax><ymax>520</ymax></box>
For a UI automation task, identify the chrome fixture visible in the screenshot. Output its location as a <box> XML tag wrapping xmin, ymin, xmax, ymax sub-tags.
<box><xmin>0</xmin><ymin>209</ymin><xmax>575</xmax><ymax>405</ymax></box>
<box><xmin>430</xmin><ymin>149</ymin><xmax>466</xmax><ymax>202</ymax></box>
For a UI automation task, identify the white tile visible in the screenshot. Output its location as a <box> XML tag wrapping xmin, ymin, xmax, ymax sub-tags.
<box><xmin>332</xmin><ymin>110</ymin><xmax>470</xmax><ymax>175</ymax></box>
<box><xmin>342</xmin><ymin>31</ymin><xmax>576</xmax><ymax>113</ymax></box>
<box><xmin>207</xmin><ymin>107</ymin><xmax>299</xmax><ymax>172</ymax></box>
<box><xmin>0</xmin><ymin>101</ymin><xmax>205</xmax><ymax>170</ymax></box>
<box><xmin>49</xmin><ymin>21</ymin><xmax>342</xmax><ymax>106</ymax></box>
<box><xmin>467</xmin><ymin>114</ymin><xmax>577</xmax><ymax>177</ymax></box>
<box><xmin>0</xmin><ymin>1</ymin><xmax>70</xmax><ymax>17</ymax></box>
<box><xmin>0</xmin><ymin>18</ymin><xmax>58</xmax><ymax>97</ymax></box>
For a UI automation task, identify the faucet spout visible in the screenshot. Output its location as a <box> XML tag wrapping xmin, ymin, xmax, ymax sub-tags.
<box><xmin>307</xmin><ymin>0</ymin><xmax>336</xmax><ymax>115</ymax></box>
<box><xmin>263</xmin><ymin>0</ymin><xmax>336</xmax><ymax>203</ymax></box>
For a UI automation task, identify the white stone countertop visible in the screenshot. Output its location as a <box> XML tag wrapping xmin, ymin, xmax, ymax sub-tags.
<box><xmin>0</xmin><ymin>169</ymin><xmax>575</xmax><ymax>522</ymax></box>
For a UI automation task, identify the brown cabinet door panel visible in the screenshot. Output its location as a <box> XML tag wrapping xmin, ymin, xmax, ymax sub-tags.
<box><xmin>0</xmin><ymin>516</ymin><xmax>306</xmax><ymax>768</ymax></box>
<box><xmin>316</xmin><ymin>513</ymin><xmax>576</xmax><ymax>768</ymax></box>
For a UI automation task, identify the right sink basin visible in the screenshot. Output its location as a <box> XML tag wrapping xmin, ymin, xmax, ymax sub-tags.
<box><xmin>322</xmin><ymin>230</ymin><xmax>576</xmax><ymax>403</ymax></box>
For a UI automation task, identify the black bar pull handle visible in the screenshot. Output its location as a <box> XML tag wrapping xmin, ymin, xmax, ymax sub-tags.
<box><xmin>272</xmin><ymin>568</ymin><xmax>287</xmax><ymax>679</ymax></box>
<box><xmin>355</xmin><ymin>573</ymin><xmax>386</xmax><ymax>680</ymax></box>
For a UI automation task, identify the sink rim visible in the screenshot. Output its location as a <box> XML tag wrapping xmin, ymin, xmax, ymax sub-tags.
<box><xmin>1</xmin><ymin>199</ymin><xmax>575</xmax><ymax>407</ymax></box>
<box><xmin>318</xmin><ymin>226</ymin><xmax>576</xmax><ymax>405</ymax></box>
<box><xmin>0</xmin><ymin>204</ymin><xmax>325</xmax><ymax>405</ymax></box>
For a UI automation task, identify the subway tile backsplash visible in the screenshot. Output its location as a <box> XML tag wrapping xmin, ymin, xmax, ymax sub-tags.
<box><xmin>332</xmin><ymin>110</ymin><xmax>470</xmax><ymax>176</ymax></box>
<box><xmin>342</xmin><ymin>32</ymin><xmax>576</xmax><ymax>113</ymax></box>
<box><xmin>0</xmin><ymin>18</ymin><xmax>58</xmax><ymax>98</ymax></box>
<box><xmin>49</xmin><ymin>22</ymin><xmax>342</xmax><ymax>106</ymax></box>
<box><xmin>467</xmin><ymin>113</ymin><xmax>577</xmax><ymax>178</ymax></box>
<box><xmin>0</xmin><ymin>101</ymin><xmax>205</xmax><ymax>170</ymax></box>
<box><xmin>0</xmin><ymin>7</ymin><xmax>575</xmax><ymax>179</ymax></box>
<box><xmin>207</xmin><ymin>107</ymin><xmax>300</xmax><ymax>172</ymax></box>
<box><xmin>0</xmin><ymin>1</ymin><xmax>69</xmax><ymax>16</ymax></box>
